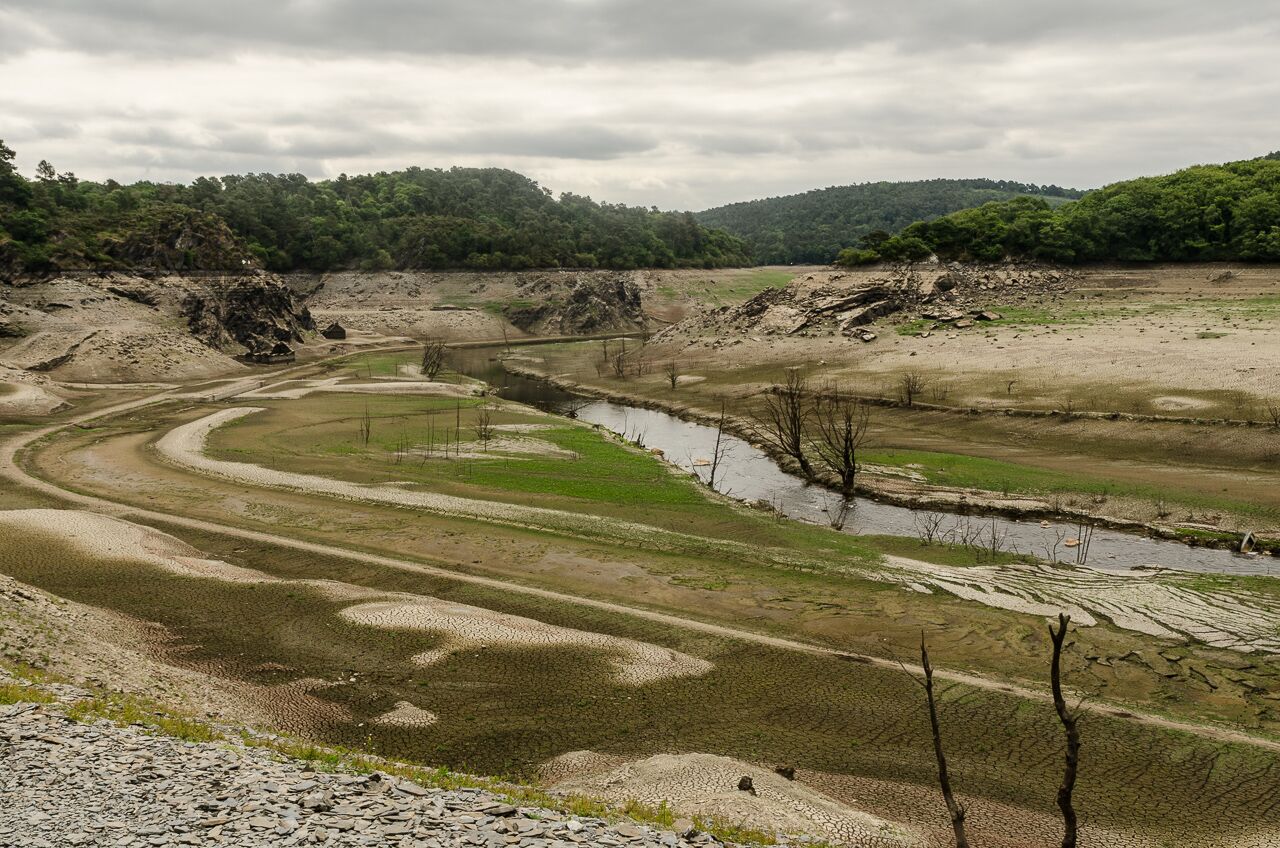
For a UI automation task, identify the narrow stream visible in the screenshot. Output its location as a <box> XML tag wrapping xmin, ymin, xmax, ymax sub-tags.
<box><xmin>451</xmin><ymin>346</ymin><xmax>1276</xmax><ymax>577</ymax></box>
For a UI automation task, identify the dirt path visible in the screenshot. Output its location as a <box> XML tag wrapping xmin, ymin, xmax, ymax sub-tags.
<box><xmin>4</xmin><ymin>354</ymin><xmax>1280</xmax><ymax>757</ymax></box>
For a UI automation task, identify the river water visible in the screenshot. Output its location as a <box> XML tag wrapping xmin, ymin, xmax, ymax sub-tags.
<box><xmin>451</xmin><ymin>346</ymin><xmax>1276</xmax><ymax>577</ymax></box>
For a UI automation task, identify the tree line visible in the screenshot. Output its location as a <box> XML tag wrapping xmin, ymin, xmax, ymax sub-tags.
<box><xmin>696</xmin><ymin>178</ymin><xmax>1083</xmax><ymax>265</ymax></box>
<box><xmin>838</xmin><ymin>154</ymin><xmax>1280</xmax><ymax>266</ymax></box>
<box><xmin>0</xmin><ymin>140</ymin><xmax>752</xmax><ymax>278</ymax></box>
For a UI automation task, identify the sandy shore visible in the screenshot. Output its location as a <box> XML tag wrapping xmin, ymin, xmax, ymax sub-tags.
<box><xmin>341</xmin><ymin>599</ymin><xmax>712</xmax><ymax>685</ymax></box>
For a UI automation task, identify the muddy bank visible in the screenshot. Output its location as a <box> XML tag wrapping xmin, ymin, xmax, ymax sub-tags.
<box><xmin>500</xmin><ymin>362</ymin><xmax>1275</xmax><ymax>558</ymax></box>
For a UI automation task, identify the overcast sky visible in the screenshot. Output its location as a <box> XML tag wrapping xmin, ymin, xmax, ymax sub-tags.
<box><xmin>1</xmin><ymin>1</ymin><xmax>1277</xmax><ymax>210</ymax></box>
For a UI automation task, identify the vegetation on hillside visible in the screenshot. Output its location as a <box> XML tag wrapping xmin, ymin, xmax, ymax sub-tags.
<box><xmin>838</xmin><ymin>155</ymin><xmax>1280</xmax><ymax>266</ymax></box>
<box><xmin>696</xmin><ymin>178</ymin><xmax>1082</xmax><ymax>264</ymax></box>
<box><xmin>0</xmin><ymin>140</ymin><xmax>751</xmax><ymax>277</ymax></box>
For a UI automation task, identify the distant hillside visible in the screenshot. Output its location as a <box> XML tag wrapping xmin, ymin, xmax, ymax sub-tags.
<box><xmin>839</xmin><ymin>155</ymin><xmax>1280</xmax><ymax>265</ymax></box>
<box><xmin>695</xmin><ymin>178</ymin><xmax>1083</xmax><ymax>264</ymax></box>
<box><xmin>0</xmin><ymin>140</ymin><xmax>751</xmax><ymax>279</ymax></box>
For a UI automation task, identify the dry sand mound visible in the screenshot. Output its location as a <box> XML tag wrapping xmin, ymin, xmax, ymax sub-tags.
<box><xmin>339</xmin><ymin>599</ymin><xmax>712</xmax><ymax>685</ymax></box>
<box><xmin>0</xmin><ymin>509</ymin><xmax>274</xmax><ymax>585</ymax></box>
<box><xmin>544</xmin><ymin>752</ymin><xmax>920</xmax><ymax>847</ymax></box>
<box><xmin>0</xmin><ymin>370</ymin><xmax>68</xmax><ymax>416</ymax></box>
<box><xmin>373</xmin><ymin>701</ymin><xmax>439</xmax><ymax>728</ymax></box>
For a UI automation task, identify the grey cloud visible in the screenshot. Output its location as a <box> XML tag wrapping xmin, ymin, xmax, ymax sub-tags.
<box><xmin>4</xmin><ymin>0</ymin><xmax>1277</xmax><ymax>61</ymax></box>
<box><xmin>435</xmin><ymin>127</ymin><xmax>658</xmax><ymax>161</ymax></box>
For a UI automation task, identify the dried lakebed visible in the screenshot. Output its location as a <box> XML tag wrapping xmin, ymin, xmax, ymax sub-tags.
<box><xmin>156</xmin><ymin>407</ymin><xmax>1280</xmax><ymax>657</ymax></box>
<box><xmin>6</xmin><ymin>356</ymin><xmax>1280</xmax><ymax>845</ymax></box>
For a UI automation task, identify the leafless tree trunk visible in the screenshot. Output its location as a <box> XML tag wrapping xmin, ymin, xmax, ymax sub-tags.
<box><xmin>1049</xmin><ymin>613</ymin><xmax>1081</xmax><ymax>848</ymax></box>
<box><xmin>610</xmin><ymin>349</ymin><xmax>628</xmax><ymax>379</ymax></box>
<box><xmin>1073</xmin><ymin>523</ymin><xmax>1095</xmax><ymax>566</ymax></box>
<box><xmin>698</xmin><ymin>401</ymin><xmax>733</xmax><ymax>492</ymax></box>
<box><xmin>900</xmin><ymin>371</ymin><xmax>926</xmax><ymax>407</ymax></box>
<box><xmin>914</xmin><ymin>512</ymin><xmax>946</xmax><ymax>545</ymax></box>
<box><xmin>913</xmin><ymin>635</ymin><xmax>969</xmax><ymax>848</ymax></box>
<box><xmin>421</xmin><ymin>339</ymin><xmax>447</xmax><ymax>380</ymax></box>
<box><xmin>358</xmin><ymin>404</ymin><xmax>372</xmax><ymax>446</ymax></box>
<box><xmin>475</xmin><ymin>408</ymin><xmax>494</xmax><ymax>452</ymax></box>
<box><xmin>751</xmin><ymin>369</ymin><xmax>814</xmax><ymax>479</ymax></box>
<box><xmin>664</xmin><ymin>360</ymin><xmax>680</xmax><ymax>390</ymax></box>
<box><xmin>808</xmin><ymin>384</ymin><xmax>870</xmax><ymax>497</ymax></box>
<box><xmin>1263</xmin><ymin>399</ymin><xmax>1280</xmax><ymax>428</ymax></box>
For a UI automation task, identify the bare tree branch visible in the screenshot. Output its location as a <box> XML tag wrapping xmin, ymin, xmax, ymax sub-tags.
<box><xmin>750</xmin><ymin>369</ymin><xmax>814</xmax><ymax>480</ymax></box>
<box><xmin>918</xmin><ymin>633</ymin><xmax>969</xmax><ymax>848</ymax></box>
<box><xmin>1050</xmin><ymin>613</ymin><xmax>1081</xmax><ymax>848</ymax></box>
<box><xmin>420</xmin><ymin>339</ymin><xmax>446</xmax><ymax>380</ymax></box>
<box><xmin>807</xmin><ymin>383</ymin><xmax>871</xmax><ymax>498</ymax></box>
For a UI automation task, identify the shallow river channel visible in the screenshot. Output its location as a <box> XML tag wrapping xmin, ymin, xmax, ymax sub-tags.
<box><xmin>451</xmin><ymin>346</ymin><xmax>1276</xmax><ymax>577</ymax></box>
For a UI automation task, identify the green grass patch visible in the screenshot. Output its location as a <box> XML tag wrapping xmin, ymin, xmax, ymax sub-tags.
<box><xmin>0</xmin><ymin>681</ymin><xmax>55</xmax><ymax>705</ymax></box>
<box><xmin>67</xmin><ymin>693</ymin><xmax>224</xmax><ymax>743</ymax></box>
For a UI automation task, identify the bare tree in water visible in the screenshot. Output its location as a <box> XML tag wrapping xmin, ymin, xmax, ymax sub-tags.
<box><xmin>807</xmin><ymin>384</ymin><xmax>870</xmax><ymax>528</ymax></box>
<box><xmin>421</xmin><ymin>339</ymin><xmax>446</xmax><ymax>380</ymax></box>
<box><xmin>697</xmin><ymin>401</ymin><xmax>733</xmax><ymax>492</ymax></box>
<box><xmin>751</xmin><ymin>368</ymin><xmax>814</xmax><ymax>479</ymax></box>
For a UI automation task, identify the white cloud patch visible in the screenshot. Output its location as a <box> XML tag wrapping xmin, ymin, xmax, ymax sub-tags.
<box><xmin>0</xmin><ymin>2</ymin><xmax>1276</xmax><ymax>209</ymax></box>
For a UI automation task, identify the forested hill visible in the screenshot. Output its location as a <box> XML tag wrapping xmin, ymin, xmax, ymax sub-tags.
<box><xmin>0</xmin><ymin>141</ymin><xmax>751</xmax><ymax>278</ymax></box>
<box><xmin>695</xmin><ymin>178</ymin><xmax>1083</xmax><ymax>264</ymax></box>
<box><xmin>839</xmin><ymin>155</ymin><xmax>1280</xmax><ymax>266</ymax></box>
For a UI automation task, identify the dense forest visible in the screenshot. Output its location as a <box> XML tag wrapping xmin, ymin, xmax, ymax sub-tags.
<box><xmin>696</xmin><ymin>178</ymin><xmax>1083</xmax><ymax>264</ymax></box>
<box><xmin>0</xmin><ymin>141</ymin><xmax>751</xmax><ymax>277</ymax></box>
<box><xmin>838</xmin><ymin>155</ymin><xmax>1280</xmax><ymax>266</ymax></box>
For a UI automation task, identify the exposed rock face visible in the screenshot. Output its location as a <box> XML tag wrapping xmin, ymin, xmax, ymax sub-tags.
<box><xmin>655</xmin><ymin>263</ymin><xmax>1077</xmax><ymax>343</ymax></box>
<box><xmin>183</xmin><ymin>275</ymin><xmax>314</xmax><ymax>357</ymax></box>
<box><xmin>504</xmin><ymin>272</ymin><xmax>645</xmax><ymax>335</ymax></box>
<box><xmin>320</xmin><ymin>321</ymin><xmax>347</xmax><ymax>340</ymax></box>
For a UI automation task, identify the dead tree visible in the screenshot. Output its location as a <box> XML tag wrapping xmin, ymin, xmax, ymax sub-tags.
<box><xmin>1049</xmin><ymin>613</ymin><xmax>1081</xmax><ymax>848</ymax></box>
<box><xmin>421</xmin><ymin>339</ymin><xmax>447</xmax><ymax>380</ymax></box>
<box><xmin>358</xmin><ymin>404</ymin><xmax>372</xmax><ymax>446</ymax></box>
<box><xmin>900</xmin><ymin>371</ymin><xmax>927</xmax><ymax>407</ymax></box>
<box><xmin>701</xmin><ymin>404</ymin><xmax>732</xmax><ymax>491</ymax></box>
<box><xmin>808</xmin><ymin>384</ymin><xmax>871</xmax><ymax>498</ymax></box>
<box><xmin>610</xmin><ymin>349</ymin><xmax>628</xmax><ymax>379</ymax></box>
<box><xmin>751</xmin><ymin>369</ymin><xmax>815</xmax><ymax>479</ymax></box>
<box><xmin>664</xmin><ymin>360</ymin><xmax>680</xmax><ymax>390</ymax></box>
<box><xmin>475</xmin><ymin>408</ymin><xmax>494</xmax><ymax>452</ymax></box>
<box><xmin>912</xmin><ymin>635</ymin><xmax>969</xmax><ymax>848</ymax></box>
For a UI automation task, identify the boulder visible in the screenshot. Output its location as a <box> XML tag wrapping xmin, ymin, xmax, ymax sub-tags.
<box><xmin>320</xmin><ymin>321</ymin><xmax>347</xmax><ymax>340</ymax></box>
<box><xmin>975</xmin><ymin>310</ymin><xmax>1003</xmax><ymax>321</ymax></box>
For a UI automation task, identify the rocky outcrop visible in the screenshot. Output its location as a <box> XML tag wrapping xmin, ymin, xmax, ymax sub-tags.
<box><xmin>504</xmin><ymin>272</ymin><xmax>646</xmax><ymax>335</ymax></box>
<box><xmin>183</xmin><ymin>274</ymin><xmax>314</xmax><ymax>358</ymax></box>
<box><xmin>655</xmin><ymin>263</ymin><xmax>1078</xmax><ymax>342</ymax></box>
<box><xmin>320</xmin><ymin>321</ymin><xmax>347</xmax><ymax>340</ymax></box>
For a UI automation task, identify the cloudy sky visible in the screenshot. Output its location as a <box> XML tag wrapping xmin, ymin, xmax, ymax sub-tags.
<box><xmin>1</xmin><ymin>1</ymin><xmax>1277</xmax><ymax>210</ymax></box>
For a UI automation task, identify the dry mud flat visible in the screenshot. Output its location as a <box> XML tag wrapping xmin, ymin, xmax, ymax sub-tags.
<box><xmin>646</xmin><ymin>263</ymin><xmax>1280</xmax><ymax>406</ymax></box>
<box><xmin>0</xmin><ymin>510</ymin><xmax>710</xmax><ymax>690</ymax></box>
<box><xmin>3</xmin><ymin>511</ymin><xmax>1280</xmax><ymax>846</ymax></box>
<box><xmin>156</xmin><ymin>405</ymin><xmax>1280</xmax><ymax>659</ymax></box>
